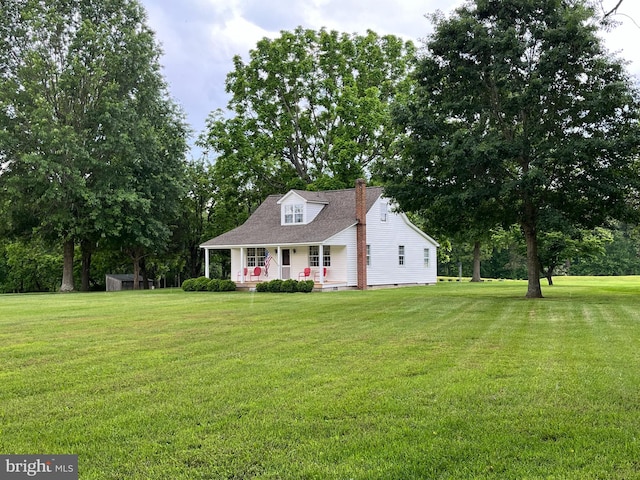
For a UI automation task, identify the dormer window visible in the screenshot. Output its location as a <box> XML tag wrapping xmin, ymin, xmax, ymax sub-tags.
<box><xmin>284</xmin><ymin>204</ymin><xmax>304</xmax><ymax>224</ymax></box>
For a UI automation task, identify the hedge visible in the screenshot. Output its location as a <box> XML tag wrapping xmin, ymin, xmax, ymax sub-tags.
<box><xmin>182</xmin><ymin>277</ymin><xmax>236</xmax><ymax>292</ymax></box>
<box><xmin>255</xmin><ymin>279</ymin><xmax>314</xmax><ymax>293</ymax></box>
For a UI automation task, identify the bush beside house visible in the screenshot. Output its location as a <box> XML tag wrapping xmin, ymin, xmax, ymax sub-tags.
<box><xmin>182</xmin><ymin>277</ymin><xmax>236</xmax><ymax>292</ymax></box>
<box><xmin>256</xmin><ymin>279</ymin><xmax>314</xmax><ymax>293</ymax></box>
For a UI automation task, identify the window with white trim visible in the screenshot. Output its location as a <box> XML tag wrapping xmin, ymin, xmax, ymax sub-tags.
<box><xmin>366</xmin><ymin>244</ymin><xmax>371</xmax><ymax>266</ymax></box>
<box><xmin>424</xmin><ymin>248</ymin><xmax>430</xmax><ymax>267</ymax></box>
<box><xmin>247</xmin><ymin>247</ymin><xmax>266</xmax><ymax>267</ymax></box>
<box><xmin>380</xmin><ymin>202</ymin><xmax>388</xmax><ymax>222</ymax></box>
<box><xmin>309</xmin><ymin>246</ymin><xmax>331</xmax><ymax>267</ymax></box>
<box><xmin>309</xmin><ymin>246</ymin><xmax>319</xmax><ymax>267</ymax></box>
<box><xmin>284</xmin><ymin>204</ymin><xmax>304</xmax><ymax>224</ymax></box>
<box><xmin>323</xmin><ymin>246</ymin><xmax>331</xmax><ymax>267</ymax></box>
<box><xmin>398</xmin><ymin>245</ymin><xmax>405</xmax><ymax>266</ymax></box>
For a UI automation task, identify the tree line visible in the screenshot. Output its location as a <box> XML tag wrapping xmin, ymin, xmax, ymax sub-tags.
<box><xmin>1</xmin><ymin>0</ymin><xmax>639</xmax><ymax>297</ymax></box>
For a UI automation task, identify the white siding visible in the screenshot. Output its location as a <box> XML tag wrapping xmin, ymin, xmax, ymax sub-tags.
<box><xmin>279</xmin><ymin>192</ymin><xmax>325</xmax><ymax>225</ymax></box>
<box><xmin>325</xmin><ymin>227</ymin><xmax>357</xmax><ymax>286</ymax></box>
<box><xmin>231</xmin><ymin>249</ymin><xmax>242</xmax><ymax>280</ymax></box>
<box><xmin>306</xmin><ymin>202</ymin><xmax>325</xmax><ymax>223</ymax></box>
<box><xmin>366</xmin><ymin>198</ymin><xmax>438</xmax><ymax>286</ymax></box>
<box><xmin>279</xmin><ymin>192</ymin><xmax>305</xmax><ymax>225</ymax></box>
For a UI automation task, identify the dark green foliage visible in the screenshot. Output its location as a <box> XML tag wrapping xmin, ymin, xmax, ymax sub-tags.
<box><xmin>201</xmin><ymin>27</ymin><xmax>415</xmax><ymax>195</ymax></box>
<box><xmin>383</xmin><ymin>0</ymin><xmax>640</xmax><ymax>298</ymax></box>
<box><xmin>280</xmin><ymin>279</ymin><xmax>298</xmax><ymax>293</ymax></box>
<box><xmin>0</xmin><ymin>239</ymin><xmax>62</xmax><ymax>293</ymax></box>
<box><xmin>0</xmin><ymin>0</ymin><xmax>188</xmax><ymax>291</ymax></box>
<box><xmin>267</xmin><ymin>279</ymin><xmax>283</xmax><ymax>292</ymax></box>
<box><xmin>255</xmin><ymin>279</ymin><xmax>313</xmax><ymax>293</ymax></box>
<box><xmin>219</xmin><ymin>280</ymin><xmax>237</xmax><ymax>292</ymax></box>
<box><xmin>298</xmin><ymin>280</ymin><xmax>315</xmax><ymax>293</ymax></box>
<box><xmin>181</xmin><ymin>278</ymin><xmax>197</xmax><ymax>291</ymax></box>
<box><xmin>206</xmin><ymin>279</ymin><xmax>220</xmax><ymax>292</ymax></box>
<box><xmin>182</xmin><ymin>277</ymin><xmax>236</xmax><ymax>292</ymax></box>
<box><xmin>571</xmin><ymin>223</ymin><xmax>640</xmax><ymax>275</ymax></box>
<box><xmin>193</xmin><ymin>277</ymin><xmax>212</xmax><ymax>291</ymax></box>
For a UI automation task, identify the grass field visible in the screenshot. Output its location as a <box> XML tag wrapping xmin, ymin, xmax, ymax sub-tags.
<box><xmin>1</xmin><ymin>277</ymin><xmax>640</xmax><ymax>479</ymax></box>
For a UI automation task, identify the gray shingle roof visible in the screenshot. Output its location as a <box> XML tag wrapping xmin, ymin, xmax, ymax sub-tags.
<box><xmin>201</xmin><ymin>186</ymin><xmax>384</xmax><ymax>247</ymax></box>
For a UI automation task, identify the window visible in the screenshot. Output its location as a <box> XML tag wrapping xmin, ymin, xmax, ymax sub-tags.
<box><xmin>309</xmin><ymin>246</ymin><xmax>319</xmax><ymax>267</ymax></box>
<box><xmin>366</xmin><ymin>244</ymin><xmax>371</xmax><ymax>266</ymax></box>
<box><xmin>424</xmin><ymin>248</ymin><xmax>430</xmax><ymax>267</ymax></box>
<box><xmin>309</xmin><ymin>246</ymin><xmax>331</xmax><ymax>267</ymax></box>
<box><xmin>323</xmin><ymin>246</ymin><xmax>331</xmax><ymax>267</ymax></box>
<box><xmin>398</xmin><ymin>245</ymin><xmax>405</xmax><ymax>266</ymax></box>
<box><xmin>284</xmin><ymin>204</ymin><xmax>304</xmax><ymax>224</ymax></box>
<box><xmin>380</xmin><ymin>202</ymin><xmax>388</xmax><ymax>222</ymax></box>
<box><xmin>247</xmin><ymin>247</ymin><xmax>266</xmax><ymax>267</ymax></box>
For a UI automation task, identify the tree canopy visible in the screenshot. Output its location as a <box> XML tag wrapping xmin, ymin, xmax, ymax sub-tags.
<box><xmin>201</xmin><ymin>27</ymin><xmax>415</xmax><ymax>193</ymax></box>
<box><xmin>383</xmin><ymin>0</ymin><xmax>640</xmax><ymax>297</ymax></box>
<box><xmin>0</xmin><ymin>0</ymin><xmax>188</xmax><ymax>291</ymax></box>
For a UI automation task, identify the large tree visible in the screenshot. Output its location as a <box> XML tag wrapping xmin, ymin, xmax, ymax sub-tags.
<box><xmin>0</xmin><ymin>0</ymin><xmax>188</xmax><ymax>291</ymax></box>
<box><xmin>383</xmin><ymin>0</ymin><xmax>640</xmax><ymax>298</ymax></box>
<box><xmin>202</xmin><ymin>27</ymin><xmax>415</xmax><ymax>192</ymax></box>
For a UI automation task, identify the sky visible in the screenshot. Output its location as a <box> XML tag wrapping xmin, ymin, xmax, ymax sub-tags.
<box><xmin>139</xmin><ymin>0</ymin><xmax>640</xmax><ymax>158</ymax></box>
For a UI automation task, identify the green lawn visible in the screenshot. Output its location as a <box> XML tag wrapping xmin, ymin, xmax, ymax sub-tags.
<box><xmin>1</xmin><ymin>277</ymin><xmax>640</xmax><ymax>479</ymax></box>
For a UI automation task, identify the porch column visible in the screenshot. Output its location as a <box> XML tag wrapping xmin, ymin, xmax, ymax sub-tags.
<box><xmin>277</xmin><ymin>247</ymin><xmax>282</xmax><ymax>280</ymax></box>
<box><xmin>319</xmin><ymin>244</ymin><xmax>325</xmax><ymax>284</ymax></box>
<box><xmin>240</xmin><ymin>248</ymin><xmax>245</xmax><ymax>282</ymax></box>
<box><xmin>204</xmin><ymin>248</ymin><xmax>210</xmax><ymax>278</ymax></box>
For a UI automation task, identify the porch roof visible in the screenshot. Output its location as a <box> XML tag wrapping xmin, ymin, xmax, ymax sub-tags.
<box><xmin>201</xmin><ymin>187</ymin><xmax>383</xmax><ymax>248</ymax></box>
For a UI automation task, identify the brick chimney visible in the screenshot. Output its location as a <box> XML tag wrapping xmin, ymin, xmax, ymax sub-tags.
<box><xmin>355</xmin><ymin>178</ymin><xmax>367</xmax><ymax>290</ymax></box>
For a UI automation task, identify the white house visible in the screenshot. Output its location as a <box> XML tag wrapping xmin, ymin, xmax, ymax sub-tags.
<box><xmin>200</xmin><ymin>180</ymin><xmax>439</xmax><ymax>290</ymax></box>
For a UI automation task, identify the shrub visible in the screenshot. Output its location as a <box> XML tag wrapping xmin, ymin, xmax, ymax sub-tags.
<box><xmin>298</xmin><ymin>280</ymin><xmax>315</xmax><ymax>293</ymax></box>
<box><xmin>281</xmin><ymin>279</ymin><xmax>298</xmax><ymax>293</ymax></box>
<box><xmin>181</xmin><ymin>278</ymin><xmax>197</xmax><ymax>291</ymax></box>
<box><xmin>219</xmin><ymin>280</ymin><xmax>236</xmax><ymax>292</ymax></box>
<box><xmin>255</xmin><ymin>279</ymin><xmax>313</xmax><ymax>293</ymax></box>
<box><xmin>268</xmin><ymin>279</ymin><xmax>283</xmax><ymax>292</ymax></box>
<box><xmin>207</xmin><ymin>279</ymin><xmax>220</xmax><ymax>292</ymax></box>
<box><xmin>192</xmin><ymin>276</ymin><xmax>210</xmax><ymax>291</ymax></box>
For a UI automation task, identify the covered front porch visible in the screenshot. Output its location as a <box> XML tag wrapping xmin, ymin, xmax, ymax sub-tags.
<box><xmin>203</xmin><ymin>243</ymin><xmax>348</xmax><ymax>288</ymax></box>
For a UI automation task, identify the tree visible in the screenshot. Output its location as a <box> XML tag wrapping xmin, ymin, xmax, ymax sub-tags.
<box><xmin>382</xmin><ymin>0</ymin><xmax>640</xmax><ymax>297</ymax></box>
<box><xmin>0</xmin><ymin>0</ymin><xmax>187</xmax><ymax>291</ymax></box>
<box><xmin>202</xmin><ymin>27</ymin><xmax>415</xmax><ymax>192</ymax></box>
<box><xmin>538</xmin><ymin>227</ymin><xmax>612</xmax><ymax>285</ymax></box>
<box><xmin>601</xmin><ymin>0</ymin><xmax>624</xmax><ymax>19</ymax></box>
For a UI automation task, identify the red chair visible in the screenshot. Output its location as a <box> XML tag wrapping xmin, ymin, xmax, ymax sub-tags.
<box><xmin>298</xmin><ymin>267</ymin><xmax>311</xmax><ymax>280</ymax></box>
<box><xmin>314</xmin><ymin>267</ymin><xmax>328</xmax><ymax>281</ymax></box>
<box><xmin>249</xmin><ymin>266</ymin><xmax>262</xmax><ymax>281</ymax></box>
<box><xmin>236</xmin><ymin>267</ymin><xmax>248</xmax><ymax>282</ymax></box>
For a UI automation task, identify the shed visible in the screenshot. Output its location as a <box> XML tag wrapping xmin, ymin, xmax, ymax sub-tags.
<box><xmin>106</xmin><ymin>274</ymin><xmax>154</xmax><ymax>292</ymax></box>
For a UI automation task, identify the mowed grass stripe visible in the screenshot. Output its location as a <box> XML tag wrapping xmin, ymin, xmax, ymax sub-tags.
<box><xmin>1</xmin><ymin>280</ymin><xmax>640</xmax><ymax>478</ymax></box>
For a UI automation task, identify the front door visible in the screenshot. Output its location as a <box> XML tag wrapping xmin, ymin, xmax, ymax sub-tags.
<box><xmin>282</xmin><ymin>249</ymin><xmax>291</xmax><ymax>279</ymax></box>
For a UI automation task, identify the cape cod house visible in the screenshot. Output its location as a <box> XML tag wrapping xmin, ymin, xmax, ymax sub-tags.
<box><xmin>200</xmin><ymin>180</ymin><xmax>439</xmax><ymax>290</ymax></box>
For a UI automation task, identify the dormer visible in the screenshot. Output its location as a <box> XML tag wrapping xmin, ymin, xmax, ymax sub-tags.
<box><xmin>277</xmin><ymin>190</ymin><xmax>328</xmax><ymax>226</ymax></box>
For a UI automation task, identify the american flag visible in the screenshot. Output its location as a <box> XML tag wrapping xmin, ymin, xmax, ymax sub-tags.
<box><xmin>264</xmin><ymin>249</ymin><xmax>272</xmax><ymax>276</ymax></box>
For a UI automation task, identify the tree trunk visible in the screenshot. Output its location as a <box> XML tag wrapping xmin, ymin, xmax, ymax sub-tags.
<box><xmin>131</xmin><ymin>249</ymin><xmax>142</xmax><ymax>290</ymax></box>
<box><xmin>81</xmin><ymin>241</ymin><xmax>92</xmax><ymax>292</ymax></box>
<box><xmin>60</xmin><ymin>239</ymin><xmax>75</xmax><ymax>292</ymax></box>
<box><xmin>471</xmin><ymin>241</ymin><xmax>482</xmax><ymax>282</ymax></box>
<box><xmin>190</xmin><ymin>245</ymin><xmax>202</xmax><ymax>279</ymax></box>
<box><xmin>522</xmin><ymin>222</ymin><xmax>543</xmax><ymax>298</ymax></box>
<box><xmin>141</xmin><ymin>257</ymin><xmax>149</xmax><ymax>290</ymax></box>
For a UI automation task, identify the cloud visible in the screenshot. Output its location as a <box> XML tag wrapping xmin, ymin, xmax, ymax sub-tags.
<box><xmin>140</xmin><ymin>0</ymin><xmax>640</xmax><ymax>158</ymax></box>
